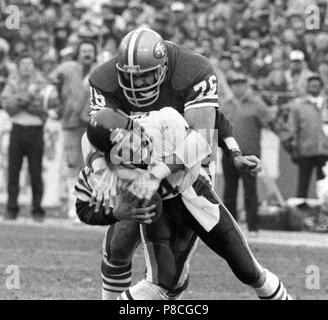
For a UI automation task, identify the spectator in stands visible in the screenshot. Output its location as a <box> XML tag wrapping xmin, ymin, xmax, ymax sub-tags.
<box><xmin>10</xmin><ymin>41</ymin><xmax>28</xmax><ymax>62</ymax></box>
<box><xmin>318</xmin><ymin>58</ymin><xmax>328</xmax><ymax>95</ymax></box>
<box><xmin>41</xmin><ymin>52</ymin><xmax>58</xmax><ymax>77</ymax></box>
<box><xmin>284</xmin><ymin>50</ymin><xmax>313</xmax><ymax>97</ymax></box>
<box><xmin>238</xmin><ymin>38</ymin><xmax>262</xmax><ymax>81</ymax></box>
<box><xmin>122</xmin><ymin>0</ymin><xmax>154</xmax><ymax>30</ymax></box>
<box><xmin>54</xmin><ymin>23</ymin><xmax>71</xmax><ymax>54</ymax></box>
<box><xmin>170</xmin><ymin>1</ymin><xmax>188</xmax><ymax>27</ymax></box>
<box><xmin>210</xmin><ymin>51</ymin><xmax>233</xmax><ymax>105</ymax></box>
<box><xmin>49</xmin><ymin>40</ymin><xmax>97</xmax><ymax>220</ymax></box>
<box><xmin>287</xmin><ymin>9</ymin><xmax>308</xmax><ymax>48</ymax></box>
<box><xmin>221</xmin><ymin>72</ymin><xmax>277</xmax><ymax>235</ymax></box>
<box><xmin>1</xmin><ymin>54</ymin><xmax>48</xmax><ymax>221</ymax></box>
<box><xmin>0</xmin><ymin>38</ymin><xmax>14</xmax><ymax>98</ymax></box>
<box><xmin>282</xmin><ymin>74</ymin><xmax>328</xmax><ymax>198</ymax></box>
<box><xmin>31</xmin><ymin>30</ymin><xmax>57</xmax><ymax>71</ymax></box>
<box><xmin>6</xmin><ymin>0</ymin><xmax>328</xmax><ymax>219</ymax></box>
<box><xmin>208</xmin><ymin>13</ymin><xmax>233</xmax><ymax>51</ymax></box>
<box><xmin>312</xmin><ymin>32</ymin><xmax>328</xmax><ymax>71</ymax></box>
<box><xmin>97</xmin><ymin>37</ymin><xmax>118</xmax><ymax>65</ymax></box>
<box><xmin>304</xmin><ymin>29</ymin><xmax>318</xmax><ymax>71</ymax></box>
<box><xmin>192</xmin><ymin>0</ymin><xmax>212</xmax><ymax>31</ymax></box>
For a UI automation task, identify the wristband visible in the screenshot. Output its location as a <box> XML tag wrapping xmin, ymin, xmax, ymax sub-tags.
<box><xmin>224</xmin><ymin>137</ymin><xmax>240</xmax><ymax>150</ymax></box>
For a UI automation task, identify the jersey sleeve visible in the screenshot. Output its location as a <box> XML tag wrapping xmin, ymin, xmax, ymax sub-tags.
<box><xmin>183</xmin><ymin>73</ymin><xmax>219</xmax><ymax>112</ymax></box>
<box><xmin>74</xmin><ymin>167</ymin><xmax>94</xmax><ymax>203</ymax></box>
<box><xmin>89</xmin><ymin>85</ymin><xmax>120</xmax><ymax>116</ymax></box>
<box><xmin>74</xmin><ymin>167</ymin><xmax>118</xmax><ymax>225</ymax></box>
<box><xmin>76</xmin><ymin>200</ymin><xmax>118</xmax><ymax>225</ymax></box>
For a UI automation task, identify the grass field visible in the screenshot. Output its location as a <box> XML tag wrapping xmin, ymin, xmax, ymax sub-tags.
<box><xmin>0</xmin><ymin>219</ymin><xmax>328</xmax><ymax>300</ymax></box>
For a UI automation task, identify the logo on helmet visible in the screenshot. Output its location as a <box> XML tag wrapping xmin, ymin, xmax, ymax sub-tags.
<box><xmin>153</xmin><ymin>40</ymin><xmax>166</xmax><ymax>59</ymax></box>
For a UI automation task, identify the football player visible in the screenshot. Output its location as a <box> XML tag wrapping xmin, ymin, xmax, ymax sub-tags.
<box><xmin>85</xmin><ymin>27</ymin><xmax>262</xmax><ymax>300</ymax></box>
<box><xmin>79</xmin><ymin>107</ymin><xmax>292</xmax><ymax>300</ymax></box>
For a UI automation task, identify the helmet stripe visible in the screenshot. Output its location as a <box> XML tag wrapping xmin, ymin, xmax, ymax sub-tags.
<box><xmin>127</xmin><ymin>29</ymin><xmax>146</xmax><ymax>67</ymax></box>
<box><xmin>124</xmin><ymin>33</ymin><xmax>133</xmax><ymax>66</ymax></box>
<box><xmin>127</xmin><ymin>30</ymin><xmax>140</xmax><ymax>67</ymax></box>
<box><xmin>133</xmin><ymin>29</ymin><xmax>146</xmax><ymax>67</ymax></box>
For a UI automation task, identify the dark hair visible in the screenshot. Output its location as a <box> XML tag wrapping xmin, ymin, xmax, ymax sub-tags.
<box><xmin>17</xmin><ymin>52</ymin><xmax>35</xmax><ymax>66</ymax></box>
<box><xmin>75</xmin><ymin>40</ymin><xmax>98</xmax><ymax>61</ymax></box>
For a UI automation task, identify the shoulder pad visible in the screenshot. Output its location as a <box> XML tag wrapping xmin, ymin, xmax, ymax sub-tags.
<box><xmin>170</xmin><ymin>45</ymin><xmax>214</xmax><ymax>91</ymax></box>
<box><xmin>89</xmin><ymin>57</ymin><xmax>119</xmax><ymax>93</ymax></box>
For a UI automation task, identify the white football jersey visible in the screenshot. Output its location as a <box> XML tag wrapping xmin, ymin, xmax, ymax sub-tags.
<box><xmin>133</xmin><ymin>107</ymin><xmax>189</xmax><ymax>161</ymax></box>
<box><xmin>78</xmin><ymin>107</ymin><xmax>209</xmax><ymax>204</ymax></box>
<box><xmin>134</xmin><ymin>107</ymin><xmax>207</xmax><ymax>193</ymax></box>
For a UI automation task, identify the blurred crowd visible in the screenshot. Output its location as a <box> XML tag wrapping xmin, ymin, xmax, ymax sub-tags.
<box><xmin>1</xmin><ymin>0</ymin><xmax>328</xmax><ymax>94</ymax></box>
<box><xmin>1</xmin><ymin>0</ymin><xmax>328</xmax><ymax>93</ymax></box>
<box><xmin>1</xmin><ymin>0</ymin><xmax>328</xmax><ymax>226</ymax></box>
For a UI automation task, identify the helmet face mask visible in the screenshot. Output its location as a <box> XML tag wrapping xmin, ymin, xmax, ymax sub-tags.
<box><xmin>117</xmin><ymin>63</ymin><xmax>167</xmax><ymax>107</ymax></box>
<box><xmin>116</xmin><ymin>28</ymin><xmax>168</xmax><ymax>108</ymax></box>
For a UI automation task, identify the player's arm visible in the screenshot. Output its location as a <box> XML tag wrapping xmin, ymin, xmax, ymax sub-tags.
<box><xmin>182</xmin><ymin>69</ymin><xmax>261</xmax><ymax>174</ymax></box>
<box><xmin>214</xmin><ymin>108</ymin><xmax>262</xmax><ymax>175</ymax></box>
<box><xmin>1</xmin><ymin>79</ymin><xmax>23</xmax><ymax>116</ymax></box>
<box><xmin>76</xmin><ymin>199</ymin><xmax>157</xmax><ymax>226</ymax></box>
<box><xmin>149</xmin><ymin>72</ymin><xmax>260</xmax><ymax>179</ymax></box>
<box><xmin>83</xmin><ymin>86</ymin><xmax>125</xmax><ymax>210</ymax></box>
<box><xmin>74</xmin><ymin>168</ymin><xmax>118</xmax><ymax>225</ymax></box>
<box><xmin>149</xmin><ymin>72</ymin><xmax>229</xmax><ymax>179</ymax></box>
<box><xmin>76</xmin><ymin>200</ymin><xmax>117</xmax><ymax>225</ymax></box>
<box><xmin>149</xmin><ymin>73</ymin><xmax>219</xmax><ymax>179</ymax></box>
<box><xmin>75</xmin><ymin>168</ymin><xmax>157</xmax><ymax>225</ymax></box>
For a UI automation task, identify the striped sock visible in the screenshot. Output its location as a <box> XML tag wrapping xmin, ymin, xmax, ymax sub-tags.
<box><xmin>253</xmin><ymin>269</ymin><xmax>292</xmax><ymax>300</ymax></box>
<box><xmin>101</xmin><ymin>258</ymin><xmax>132</xmax><ymax>300</ymax></box>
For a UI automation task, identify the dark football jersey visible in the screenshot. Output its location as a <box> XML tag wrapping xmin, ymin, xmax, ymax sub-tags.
<box><xmin>88</xmin><ymin>41</ymin><xmax>234</xmax><ymax>168</ymax></box>
<box><xmin>89</xmin><ymin>41</ymin><xmax>219</xmax><ymax>118</ymax></box>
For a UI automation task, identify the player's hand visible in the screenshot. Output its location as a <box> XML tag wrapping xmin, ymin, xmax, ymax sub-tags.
<box><xmin>233</xmin><ymin>155</ymin><xmax>262</xmax><ymax>176</ymax></box>
<box><xmin>90</xmin><ymin>169</ymin><xmax>113</xmax><ymax>214</ymax></box>
<box><xmin>127</xmin><ymin>172</ymin><xmax>161</xmax><ymax>202</ymax></box>
<box><xmin>113</xmin><ymin>189</ymin><xmax>158</xmax><ymax>224</ymax></box>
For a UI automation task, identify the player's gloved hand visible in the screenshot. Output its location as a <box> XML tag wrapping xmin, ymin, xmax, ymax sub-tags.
<box><xmin>233</xmin><ymin>155</ymin><xmax>262</xmax><ymax>176</ymax></box>
<box><xmin>113</xmin><ymin>189</ymin><xmax>160</xmax><ymax>224</ymax></box>
<box><xmin>90</xmin><ymin>168</ymin><xmax>116</xmax><ymax>214</ymax></box>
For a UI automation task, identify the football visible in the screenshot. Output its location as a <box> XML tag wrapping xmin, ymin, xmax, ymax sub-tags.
<box><xmin>117</xmin><ymin>188</ymin><xmax>163</xmax><ymax>223</ymax></box>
